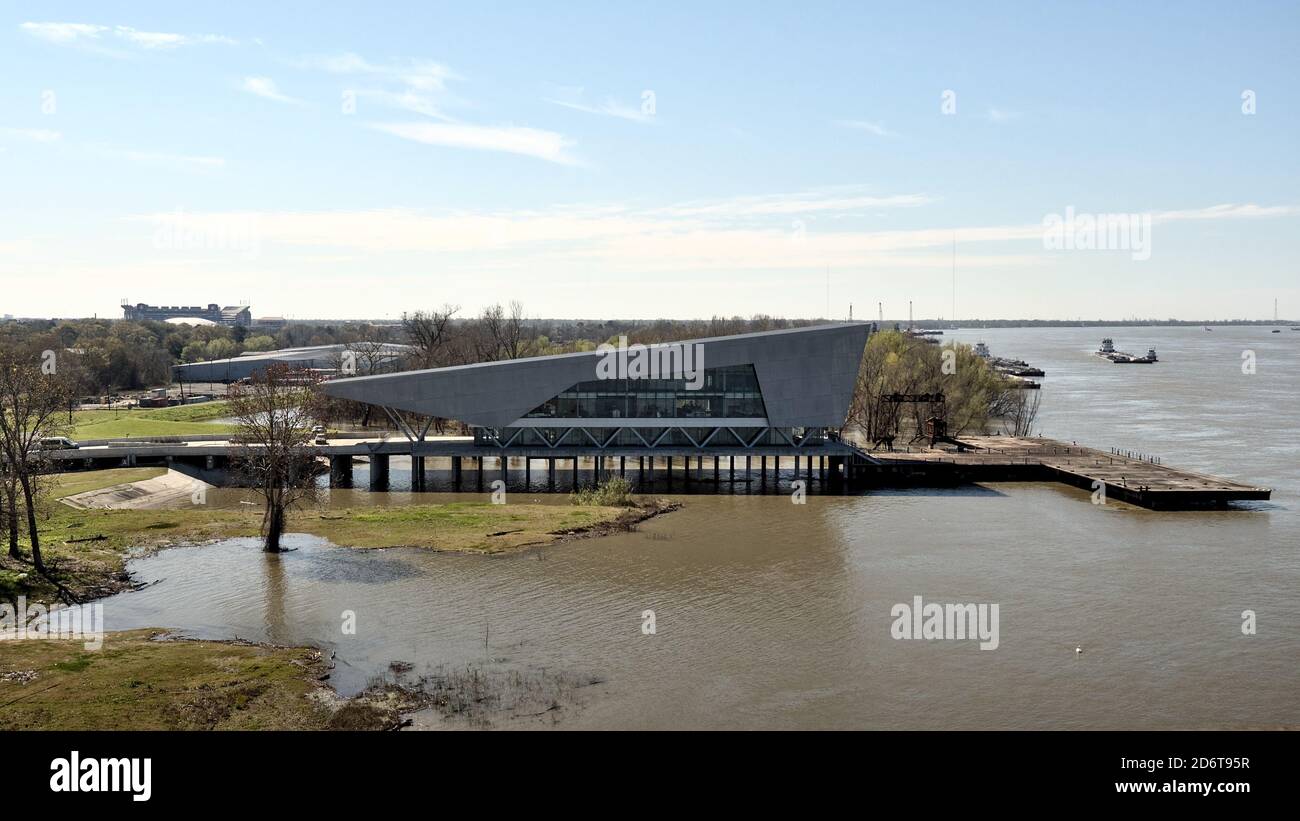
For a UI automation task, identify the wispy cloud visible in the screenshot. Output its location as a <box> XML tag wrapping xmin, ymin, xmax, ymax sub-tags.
<box><xmin>1154</xmin><ymin>203</ymin><xmax>1300</xmax><ymax>222</ymax></box>
<box><xmin>0</xmin><ymin>127</ymin><xmax>62</xmax><ymax>142</ymax></box>
<box><xmin>19</xmin><ymin>21</ymin><xmax>237</xmax><ymax>51</ymax></box>
<box><xmin>836</xmin><ymin>119</ymin><xmax>900</xmax><ymax>138</ymax></box>
<box><xmin>125</xmin><ymin>198</ymin><xmax>1296</xmax><ymax>276</ymax></box>
<box><xmin>292</xmin><ymin>52</ymin><xmax>454</xmax><ymax>117</ymax></box>
<box><xmin>370</xmin><ymin>122</ymin><xmax>580</xmax><ymax>165</ymax></box>
<box><xmin>649</xmin><ymin>187</ymin><xmax>933</xmax><ymax>219</ymax></box>
<box><xmin>18</xmin><ymin>22</ymin><xmax>105</xmax><ymax>44</ymax></box>
<box><xmin>240</xmin><ymin>77</ymin><xmax>304</xmax><ymax>106</ymax></box>
<box><xmin>546</xmin><ymin>92</ymin><xmax>654</xmax><ymax>124</ymax></box>
<box><xmin>985</xmin><ymin>107</ymin><xmax>1022</xmax><ymax>123</ymax></box>
<box><xmin>293</xmin><ymin>52</ymin><xmax>453</xmax><ymax>91</ymax></box>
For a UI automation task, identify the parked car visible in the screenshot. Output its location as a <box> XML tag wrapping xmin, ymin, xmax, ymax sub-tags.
<box><xmin>37</xmin><ymin>436</ymin><xmax>80</xmax><ymax>451</ymax></box>
<box><xmin>312</xmin><ymin>426</ymin><xmax>329</xmax><ymax>445</ymax></box>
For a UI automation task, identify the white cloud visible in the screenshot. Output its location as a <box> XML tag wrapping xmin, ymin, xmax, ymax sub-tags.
<box><xmin>371</xmin><ymin>122</ymin><xmax>580</xmax><ymax>165</ymax></box>
<box><xmin>1154</xmin><ymin>203</ymin><xmax>1300</xmax><ymax>222</ymax></box>
<box><xmin>649</xmin><ymin>188</ymin><xmax>933</xmax><ymax>219</ymax></box>
<box><xmin>0</xmin><ymin>127</ymin><xmax>62</xmax><ymax>142</ymax></box>
<box><xmin>292</xmin><ymin>52</ymin><xmax>456</xmax><ymax>118</ymax></box>
<box><xmin>986</xmin><ymin>107</ymin><xmax>1022</xmax><ymax>123</ymax></box>
<box><xmin>19</xmin><ymin>21</ymin><xmax>236</xmax><ymax>51</ymax></box>
<box><xmin>836</xmin><ymin>119</ymin><xmax>900</xmax><ymax>138</ymax></box>
<box><xmin>294</xmin><ymin>52</ymin><xmax>454</xmax><ymax>91</ymax></box>
<box><xmin>19</xmin><ymin>22</ymin><xmax>107</xmax><ymax>44</ymax></box>
<box><xmin>547</xmin><ymin>95</ymin><xmax>654</xmax><ymax>124</ymax></box>
<box><xmin>125</xmin><ymin>198</ymin><xmax>1296</xmax><ymax>277</ymax></box>
<box><xmin>240</xmin><ymin>76</ymin><xmax>303</xmax><ymax>106</ymax></box>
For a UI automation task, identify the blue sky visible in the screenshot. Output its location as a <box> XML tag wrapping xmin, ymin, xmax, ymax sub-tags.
<box><xmin>1</xmin><ymin>1</ymin><xmax>1297</xmax><ymax>321</ymax></box>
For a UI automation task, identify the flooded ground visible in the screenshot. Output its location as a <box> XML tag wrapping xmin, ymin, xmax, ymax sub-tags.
<box><xmin>100</xmin><ymin>326</ymin><xmax>1300</xmax><ymax>728</ymax></box>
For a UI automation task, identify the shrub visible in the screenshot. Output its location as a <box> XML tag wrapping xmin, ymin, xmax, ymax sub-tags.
<box><xmin>570</xmin><ymin>476</ymin><xmax>635</xmax><ymax>507</ymax></box>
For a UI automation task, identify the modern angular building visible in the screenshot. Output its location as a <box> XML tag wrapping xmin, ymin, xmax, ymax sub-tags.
<box><xmin>321</xmin><ymin>323</ymin><xmax>871</xmax><ymax>451</ymax></box>
<box><xmin>174</xmin><ymin>343</ymin><xmax>412</xmax><ymax>383</ymax></box>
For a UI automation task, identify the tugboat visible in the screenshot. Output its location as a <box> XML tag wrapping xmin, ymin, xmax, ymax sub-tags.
<box><xmin>974</xmin><ymin>341</ymin><xmax>991</xmax><ymax>358</ymax></box>
<box><xmin>1097</xmin><ymin>339</ymin><xmax>1157</xmax><ymax>363</ymax></box>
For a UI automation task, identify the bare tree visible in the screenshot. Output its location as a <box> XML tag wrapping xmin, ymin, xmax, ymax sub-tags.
<box><xmin>0</xmin><ymin>347</ymin><xmax>73</xmax><ymax>575</ymax></box>
<box><xmin>2</xmin><ymin>457</ymin><xmax>21</xmax><ymax>560</ymax></box>
<box><xmin>226</xmin><ymin>364</ymin><xmax>325</xmax><ymax>552</ymax></box>
<box><xmin>332</xmin><ymin>339</ymin><xmax>396</xmax><ymax>428</ymax></box>
<box><xmin>998</xmin><ymin>387</ymin><xmax>1042</xmax><ymax>437</ymax></box>
<box><xmin>401</xmin><ymin>305</ymin><xmax>459</xmax><ymax>369</ymax></box>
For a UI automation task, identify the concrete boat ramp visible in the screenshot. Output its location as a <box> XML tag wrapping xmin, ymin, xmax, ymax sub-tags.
<box><xmin>61</xmin><ymin>469</ymin><xmax>213</xmax><ymax>510</ymax></box>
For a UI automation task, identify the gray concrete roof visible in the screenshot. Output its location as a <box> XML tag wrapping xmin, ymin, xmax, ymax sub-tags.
<box><xmin>174</xmin><ymin>343</ymin><xmax>411</xmax><ymax>382</ymax></box>
<box><xmin>321</xmin><ymin>322</ymin><xmax>871</xmax><ymax>428</ymax></box>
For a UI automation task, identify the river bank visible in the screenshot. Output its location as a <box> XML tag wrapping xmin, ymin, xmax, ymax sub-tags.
<box><xmin>1</xmin><ymin>468</ymin><xmax>679</xmax><ymax>607</ymax></box>
<box><xmin>0</xmin><ymin>628</ymin><xmax>419</xmax><ymax>730</ymax></box>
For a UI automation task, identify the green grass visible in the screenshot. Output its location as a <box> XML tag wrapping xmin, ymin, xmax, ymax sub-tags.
<box><xmin>309</xmin><ymin>501</ymin><xmax>624</xmax><ymax>552</ymax></box>
<box><xmin>3</xmin><ymin>471</ymin><xmax>649</xmax><ymax>605</ymax></box>
<box><xmin>0</xmin><ymin>629</ymin><xmax>343</xmax><ymax>730</ymax></box>
<box><xmin>67</xmin><ymin>401</ymin><xmax>236</xmax><ymax>440</ymax></box>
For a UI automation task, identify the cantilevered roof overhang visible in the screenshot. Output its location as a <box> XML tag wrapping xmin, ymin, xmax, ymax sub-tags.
<box><xmin>320</xmin><ymin>322</ymin><xmax>871</xmax><ymax>429</ymax></box>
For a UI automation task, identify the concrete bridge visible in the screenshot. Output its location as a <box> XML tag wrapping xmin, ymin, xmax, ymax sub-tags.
<box><xmin>44</xmin><ymin>432</ymin><xmax>872</xmax><ymax>492</ymax></box>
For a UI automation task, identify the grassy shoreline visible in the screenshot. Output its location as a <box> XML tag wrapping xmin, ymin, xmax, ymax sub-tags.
<box><xmin>2</xmin><ymin>469</ymin><xmax>678</xmax><ymax>607</ymax></box>
<box><xmin>0</xmin><ymin>628</ymin><xmax>416</xmax><ymax>730</ymax></box>
<box><xmin>1</xmin><ymin>470</ymin><xmax>678</xmax><ymax>730</ymax></box>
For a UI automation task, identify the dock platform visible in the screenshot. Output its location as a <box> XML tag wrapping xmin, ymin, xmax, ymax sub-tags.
<box><xmin>862</xmin><ymin>436</ymin><xmax>1271</xmax><ymax>509</ymax></box>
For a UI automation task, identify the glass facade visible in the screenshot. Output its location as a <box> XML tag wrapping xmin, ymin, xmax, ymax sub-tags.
<box><xmin>522</xmin><ymin>364</ymin><xmax>767</xmax><ymax>421</ymax></box>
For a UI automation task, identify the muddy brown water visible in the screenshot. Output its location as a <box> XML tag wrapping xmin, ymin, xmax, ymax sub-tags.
<box><xmin>101</xmin><ymin>327</ymin><xmax>1299</xmax><ymax>728</ymax></box>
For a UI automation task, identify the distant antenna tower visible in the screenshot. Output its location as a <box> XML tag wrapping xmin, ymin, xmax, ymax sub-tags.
<box><xmin>878</xmin><ymin>302</ymin><xmax>883</xmax><ymax>325</ymax></box>
<box><xmin>1275</xmin><ymin>298</ymin><xmax>1279</xmax><ymax>322</ymax></box>
<box><xmin>909</xmin><ymin>300</ymin><xmax>913</xmax><ymax>330</ymax></box>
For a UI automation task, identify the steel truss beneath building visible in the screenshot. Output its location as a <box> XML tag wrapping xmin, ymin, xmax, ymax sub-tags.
<box><xmin>473</xmin><ymin>425</ymin><xmax>837</xmax><ymax>450</ymax></box>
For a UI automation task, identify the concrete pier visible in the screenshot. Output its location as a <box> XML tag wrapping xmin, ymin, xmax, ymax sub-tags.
<box><xmin>330</xmin><ymin>455</ymin><xmax>353</xmax><ymax>488</ymax></box>
<box><xmin>369</xmin><ymin>453</ymin><xmax>389</xmax><ymax>491</ymax></box>
<box><xmin>410</xmin><ymin>453</ymin><xmax>425</xmax><ymax>491</ymax></box>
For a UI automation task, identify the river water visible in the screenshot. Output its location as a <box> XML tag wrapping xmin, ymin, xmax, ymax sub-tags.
<box><xmin>101</xmin><ymin>326</ymin><xmax>1299</xmax><ymax>729</ymax></box>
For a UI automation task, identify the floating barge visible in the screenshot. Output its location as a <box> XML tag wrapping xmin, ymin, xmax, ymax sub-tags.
<box><xmin>859</xmin><ymin>436</ymin><xmax>1271</xmax><ymax>509</ymax></box>
<box><xmin>974</xmin><ymin>342</ymin><xmax>1045</xmax><ymax>385</ymax></box>
<box><xmin>1095</xmin><ymin>338</ymin><xmax>1158</xmax><ymax>364</ymax></box>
